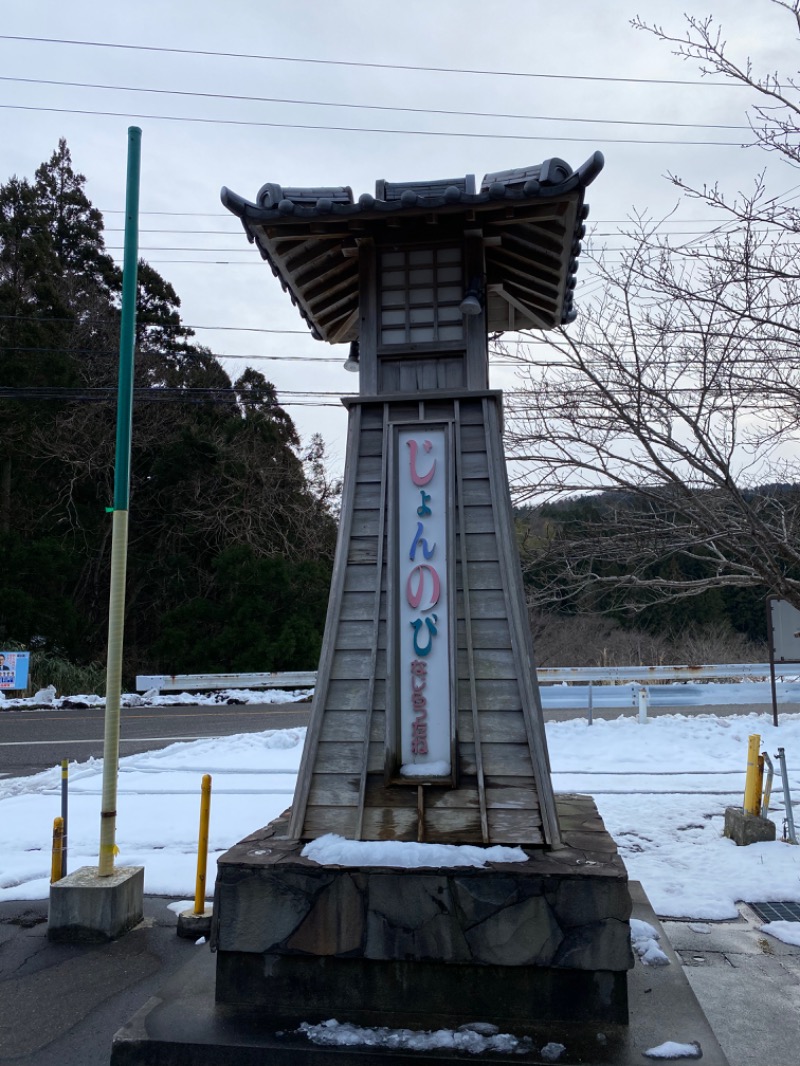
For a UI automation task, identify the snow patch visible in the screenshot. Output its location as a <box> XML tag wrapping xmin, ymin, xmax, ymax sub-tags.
<box><xmin>400</xmin><ymin>760</ymin><xmax>451</xmax><ymax>777</ymax></box>
<box><xmin>760</xmin><ymin>920</ymin><xmax>800</xmax><ymax>947</ymax></box>
<box><xmin>630</xmin><ymin>918</ymin><xmax>670</xmax><ymax>966</ymax></box>
<box><xmin>644</xmin><ymin>1040</ymin><xmax>702</xmax><ymax>1059</ymax></box>
<box><xmin>297</xmin><ymin>1019</ymin><xmax>553</xmax><ymax>1055</ymax></box>
<box><xmin>301</xmin><ymin>834</ymin><xmax>529</xmax><ymax>869</ymax></box>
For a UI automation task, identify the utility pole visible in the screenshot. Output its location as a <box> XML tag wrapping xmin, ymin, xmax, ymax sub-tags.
<box><xmin>98</xmin><ymin>127</ymin><xmax>141</xmax><ymax>876</ymax></box>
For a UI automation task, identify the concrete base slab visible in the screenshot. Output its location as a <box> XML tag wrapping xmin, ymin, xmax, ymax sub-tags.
<box><xmin>663</xmin><ymin>907</ymin><xmax>800</xmax><ymax>1066</ymax></box>
<box><xmin>110</xmin><ymin>882</ymin><xmax>729</xmax><ymax>1066</ymax></box>
<box><xmin>177</xmin><ymin>908</ymin><xmax>213</xmax><ymax>940</ymax></box>
<box><xmin>723</xmin><ymin>807</ymin><xmax>776</xmax><ymax>845</ymax></box>
<box><xmin>49</xmin><ymin>865</ymin><xmax>144</xmax><ymax>943</ymax></box>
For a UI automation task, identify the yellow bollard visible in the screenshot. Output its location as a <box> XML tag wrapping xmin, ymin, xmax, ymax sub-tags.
<box><xmin>194</xmin><ymin>774</ymin><xmax>212</xmax><ymax>915</ymax></box>
<box><xmin>51</xmin><ymin>817</ymin><xmax>64</xmax><ymax>884</ymax></box>
<box><xmin>743</xmin><ymin>734</ymin><xmax>762</xmax><ymax>816</ymax></box>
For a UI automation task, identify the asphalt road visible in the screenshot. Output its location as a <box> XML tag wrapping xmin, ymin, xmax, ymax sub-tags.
<box><xmin>0</xmin><ymin>701</ymin><xmax>312</xmax><ymax>780</ymax></box>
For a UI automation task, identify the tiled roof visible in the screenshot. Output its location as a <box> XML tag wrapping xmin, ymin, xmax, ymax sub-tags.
<box><xmin>221</xmin><ymin>152</ymin><xmax>603</xmax><ymax>342</ymax></box>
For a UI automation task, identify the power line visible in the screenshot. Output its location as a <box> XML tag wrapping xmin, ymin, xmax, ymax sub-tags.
<box><xmin>0</xmin><ymin>386</ymin><xmax>348</xmax><ymax>406</ymax></box>
<box><xmin>0</xmin><ymin>313</ymin><xmax>311</xmax><ymax>335</ymax></box>
<box><xmin>0</xmin><ymin>35</ymin><xmax>744</xmax><ymax>88</ymax></box>
<box><xmin>0</xmin><ymin>103</ymin><xmax>745</xmax><ymax>147</ymax></box>
<box><xmin>0</xmin><ymin>74</ymin><xmax>752</xmax><ymax>132</ymax></box>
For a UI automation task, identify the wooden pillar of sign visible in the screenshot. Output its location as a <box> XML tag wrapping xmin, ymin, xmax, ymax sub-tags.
<box><xmin>288</xmin><ymin>231</ymin><xmax>559</xmax><ymax>847</ymax></box>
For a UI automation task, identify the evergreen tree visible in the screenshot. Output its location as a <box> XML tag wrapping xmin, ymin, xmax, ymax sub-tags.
<box><xmin>0</xmin><ymin>140</ymin><xmax>338</xmax><ymax>680</ymax></box>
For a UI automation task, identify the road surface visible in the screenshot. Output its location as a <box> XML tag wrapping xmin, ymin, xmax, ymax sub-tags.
<box><xmin>0</xmin><ymin>700</ymin><xmax>312</xmax><ymax>780</ymax></box>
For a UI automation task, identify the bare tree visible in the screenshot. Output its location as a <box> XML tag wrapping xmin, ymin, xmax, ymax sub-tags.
<box><xmin>507</xmin><ymin>1</ymin><xmax>800</xmax><ymax>613</ymax></box>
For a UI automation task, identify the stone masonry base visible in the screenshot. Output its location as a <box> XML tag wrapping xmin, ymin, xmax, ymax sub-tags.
<box><xmin>211</xmin><ymin>795</ymin><xmax>633</xmax><ymax>1031</ymax></box>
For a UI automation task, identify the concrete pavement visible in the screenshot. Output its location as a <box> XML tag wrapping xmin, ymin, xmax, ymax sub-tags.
<box><xmin>662</xmin><ymin>906</ymin><xmax>800</xmax><ymax>1066</ymax></box>
<box><xmin>1</xmin><ymin>890</ymin><xmax>799</xmax><ymax>1065</ymax></box>
<box><xmin>0</xmin><ymin>897</ymin><xmax>198</xmax><ymax>1066</ymax></box>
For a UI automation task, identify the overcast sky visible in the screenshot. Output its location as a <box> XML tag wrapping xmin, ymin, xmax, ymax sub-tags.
<box><xmin>1</xmin><ymin>1</ymin><xmax>796</xmax><ymax>473</ymax></box>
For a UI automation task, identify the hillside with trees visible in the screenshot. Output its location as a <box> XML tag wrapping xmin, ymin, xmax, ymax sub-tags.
<box><xmin>0</xmin><ymin>140</ymin><xmax>338</xmax><ymax>687</ymax></box>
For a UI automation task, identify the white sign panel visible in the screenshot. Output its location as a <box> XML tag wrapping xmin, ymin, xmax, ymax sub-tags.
<box><xmin>769</xmin><ymin>597</ymin><xmax>800</xmax><ymax>662</ymax></box>
<box><xmin>396</xmin><ymin>427</ymin><xmax>451</xmax><ymax>777</ymax></box>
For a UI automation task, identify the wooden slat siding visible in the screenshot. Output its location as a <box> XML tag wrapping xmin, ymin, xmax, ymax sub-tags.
<box><xmin>358</xmin><ymin>239</ymin><xmax>378</xmax><ymax>395</ymax></box>
<box><xmin>365</xmin><ymin>781</ymin><xmax>480</xmax><ymax>811</ymax></box>
<box><xmin>461</xmin><ymin>505</ymin><xmax>497</xmax><ymax>535</ymax></box>
<box><xmin>304</xmin><ymin>807</ymin><xmax>359</xmax><ymax>839</ymax></box>
<box><xmin>485</xmin><ymin>787</ymin><xmax>541</xmax><ymax>811</ymax></box>
<box><xmin>361</xmin><ymin>807</ymin><xmax>417</xmax><ymax>841</ymax></box>
<box><xmin>386</xmin><ymin>400</ymin><xmax>422</xmax><ymax>424</ymax></box>
<box><xmin>426</xmin><ymin>809</ymin><xmax>484</xmax><ymax>842</ymax></box>
<box><xmin>487</xmin><ymin>810</ymin><xmax>544</xmax><ymax>845</ymax></box>
<box><xmin>355</xmin><ymin>455</ymin><xmax>383</xmax><ymax>482</ymax></box>
<box><xmin>457</xmin><ymin>533</ymin><xmax>499</xmax><ymax>562</ymax></box>
<box><xmin>460</xmin><ymin>451</ymin><xmax>489</xmax><ymax>479</ymax></box>
<box><xmin>308</xmin><ymin>775</ymin><xmax>361</xmax><ymax>807</ymax></box>
<box><xmin>309</xmin><ymin>741</ymin><xmax>362</xmax><ymax>776</ymax></box>
<box><xmin>339</xmin><ymin>591</ymin><xmax>380</xmax><ymax>621</ymax></box>
<box><xmin>351</xmin><ymin>509</ymin><xmax>381</xmax><ymax>537</ymax></box>
<box><xmin>460</xmin><ymin>478</ymin><xmax>492</xmax><ymax>506</ymax></box>
<box><xmin>457</xmin><ymin>618</ymin><xmax>512</xmax><ymax>649</ymax></box>
<box><xmin>348</xmin><ymin>537</ymin><xmax>379</xmax><ymax>566</ymax></box>
<box><xmin>320</xmin><ymin>711</ymin><xmax>386</xmax><ymax>743</ymax></box>
<box><xmin>311</xmin><ymin>740</ymin><xmax>385</xmax><ymax>775</ymax></box>
<box><xmin>326</xmin><ymin>679</ymin><xmax>370</xmax><ymax>711</ymax></box>
<box><xmin>445</xmin><ymin>360</ymin><xmax>464</xmax><ymax>389</ymax></box>
<box><xmin>458</xmin><ymin>679</ymin><xmax>522</xmax><ymax>712</ymax></box>
<box><xmin>336</xmin><ymin>619</ymin><xmax>387</xmax><ymax>648</ymax></box>
<box><xmin>360</xmin><ymin>405</ymin><xmax>384</xmax><ymax>430</ymax></box>
<box><xmin>342</xmin><ymin>568</ymin><xmax>386</xmax><ymax>594</ymax></box>
<box><xmin>419</xmin><ymin>400</ymin><xmax>453</xmax><ymax>422</ymax></box>
<box><xmin>458</xmin><ymin>400</ymin><xmax>484</xmax><ymax>425</ymax></box>
<box><xmin>457</xmin><ymin>590</ymin><xmax>507</xmax><ymax>619</ymax></box>
<box><xmin>359</xmin><ymin>429</ymin><xmax>384</xmax><ymax>457</ymax></box>
<box><xmin>457</xmin><ymin>711</ymin><xmax>528</xmax><ymax>744</ymax></box>
<box><xmin>288</xmin><ymin>404</ymin><xmax>363</xmax><ymax>839</ymax></box>
<box><xmin>455</xmin><ymin>561</ymin><xmax>503</xmax><ymax>592</ymax></box>
<box><xmin>454</xmin><ymin>399</ymin><xmax>489</xmax><ymax>843</ymax></box>
<box><xmin>483</xmin><ymin>396</ymin><xmax>560</xmax><ymax>847</ymax></box>
<box><xmin>353</xmin><ymin>481</ymin><xmax>383</xmax><ymax>509</ymax></box>
<box><xmin>330</xmin><ymin>649</ymin><xmax>387</xmax><ymax>681</ymax></box>
<box><xmin>464</xmin><ymin>232</ymin><xmax>489</xmax><ymax>392</ymax></box>
<box><xmin>460</xmin><ymin>425</ymin><xmax>487</xmax><ymax>453</ymax></box>
<box><xmin>355</xmin><ymin>404</ymin><xmax>390</xmax><ymax>839</ymax></box>
<box><xmin>459</xmin><ymin>742</ymin><xmax>535</xmax><ymax>778</ymax></box>
<box><xmin>457</xmin><ymin>648</ymin><xmax>517</xmax><ymax>681</ymax></box>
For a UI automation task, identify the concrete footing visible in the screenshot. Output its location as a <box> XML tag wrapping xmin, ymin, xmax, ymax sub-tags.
<box><xmin>48</xmin><ymin>865</ymin><xmax>144</xmax><ymax>943</ymax></box>
<box><xmin>723</xmin><ymin>807</ymin><xmax>776</xmax><ymax>846</ymax></box>
<box><xmin>177</xmin><ymin>907</ymin><xmax>213</xmax><ymax>940</ymax></box>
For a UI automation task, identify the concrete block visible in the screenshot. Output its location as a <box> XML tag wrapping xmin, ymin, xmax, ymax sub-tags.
<box><xmin>723</xmin><ymin>806</ymin><xmax>776</xmax><ymax>846</ymax></box>
<box><xmin>48</xmin><ymin>865</ymin><xmax>144</xmax><ymax>943</ymax></box>
<box><xmin>176</xmin><ymin>908</ymin><xmax>213</xmax><ymax>940</ymax></box>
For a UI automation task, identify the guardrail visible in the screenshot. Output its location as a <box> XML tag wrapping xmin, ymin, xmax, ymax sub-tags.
<box><xmin>137</xmin><ymin>663</ymin><xmax>796</xmax><ymax>699</ymax></box>
<box><xmin>136</xmin><ymin>671</ymin><xmax>317</xmax><ymax>694</ymax></box>
<box><xmin>536</xmin><ymin>663</ymin><xmax>783</xmax><ymax>683</ymax></box>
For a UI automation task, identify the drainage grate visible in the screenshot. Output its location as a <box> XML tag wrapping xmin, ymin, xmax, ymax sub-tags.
<box><xmin>748</xmin><ymin>901</ymin><xmax>800</xmax><ymax>923</ymax></box>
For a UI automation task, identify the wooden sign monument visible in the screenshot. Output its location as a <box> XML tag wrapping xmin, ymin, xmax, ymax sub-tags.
<box><xmin>212</xmin><ymin>153</ymin><xmax>635</xmax><ymax>1037</ymax></box>
<box><xmin>222</xmin><ymin>153</ymin><xmax>603</xmax><ymax>848</ymax></box>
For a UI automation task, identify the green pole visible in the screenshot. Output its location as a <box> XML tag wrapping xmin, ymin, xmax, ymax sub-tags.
<box><xmin>99</xmin><ymin>127</ymin><xmax>141</xmax><ymax>876</ymax></box>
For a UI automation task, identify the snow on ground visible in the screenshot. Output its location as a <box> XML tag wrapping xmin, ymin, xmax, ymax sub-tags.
<box><xmin>0</xmin><ymin>687</ymin><xmax>313</xmax><ymax>709</ymax></box>
<box><xmin>761</xmin><ymin>921</ymin><xmax>800</xmax><ymax>946</ymax></box>
<box><xmin>1</xmin><ymin>698</ymin><xmax>800</xmax><ymax>920</ymax></box>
